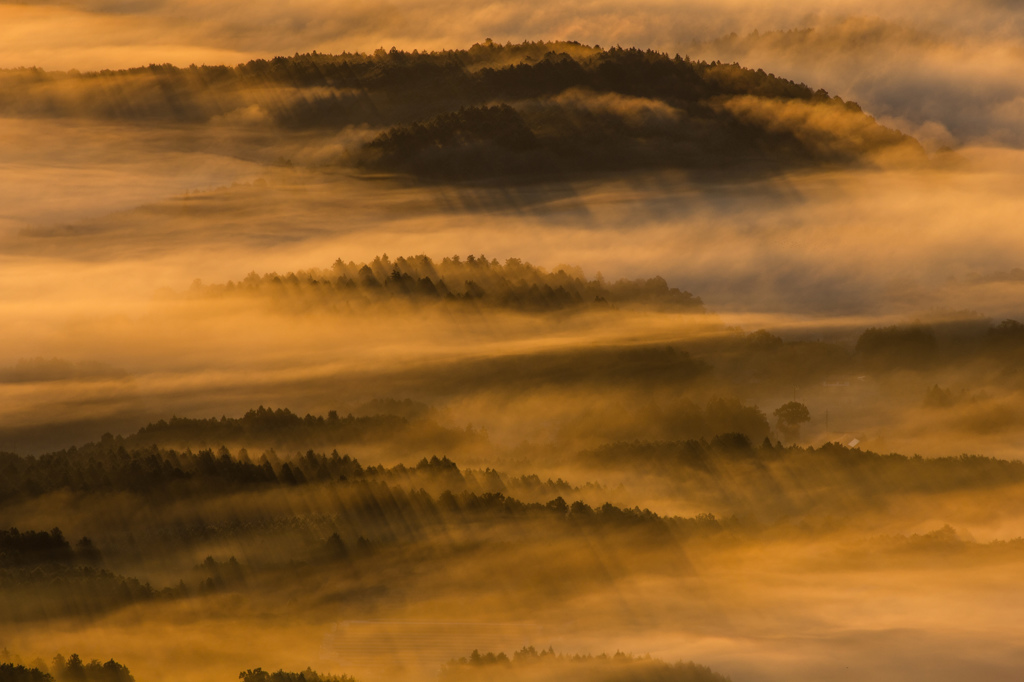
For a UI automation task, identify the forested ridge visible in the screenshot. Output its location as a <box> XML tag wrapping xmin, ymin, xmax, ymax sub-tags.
<box><xmin>6</xmin><ymin>400</ymin><xmax>1024</xmax><ymax>520</ymax></box>
<box><xmin>197</xmin><ymin>253</ymin><xmax>703</xmax><ymax>313</ymax></box>
<box><xmin>442</xmin><ymin>647</ymin><xmax>733</xmax><ymax>682</ymax></box>
<box><xmin>0</xmin><ymin>433</ymin><xmax>714</xmax><ymax>624</ymax></box>
<box><xmin>0</xmin><ymin>42</ymin><xmax>918</xmax><ymax>180</ymax></box>
<box><xmin>6</xmin><ymin>399</ymin><xmax>1024</xmax><ymax>670</ymax></box>
<box><xmin>0</xmin><ymin>42</ymin><xmax>867</xmax><ymax>126</ymax></box>
<box><xmin>584</xmin><ymin>438</ymin><xmax>1024</xmax><ymax>495</ymax></box>
<box><xmin>0</xmin><ymin>648</ymin><xmax>734</xmax><ymax>682</ymax></box>
<box><xmin>0</xmin><ymin>0</ymin><xmax>1019</xmax><ymax>676</ymax></box>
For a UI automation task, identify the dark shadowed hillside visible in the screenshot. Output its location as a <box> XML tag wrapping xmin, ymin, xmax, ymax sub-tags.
<box><xmin>0</xmin><ymin>42</ymin><xmax>919</xmax><ymax>182</ymax></box>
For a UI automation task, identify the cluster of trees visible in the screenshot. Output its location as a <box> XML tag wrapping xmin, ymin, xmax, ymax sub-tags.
<box><xmin>203</xmin><ymin>253</ymin><xmax>703</xmax><ymax>313</ymax></box>
<box><xmin>48</xmin><ymin>656</ymin><xmax>133</xmax><ymax>682</ymax></box>
<box><xmin>0</xmin><ymin>663</ymin><xmax>52</xmax><ymax>682</ymax></box>
<box><xmin>238</xmin><ymin>669</ymin><xmax>354</xmax><ymax>682</ymax></box>
<box><xmin>0</xmin><ymin>528</ymin><xmax>99</xmax><ymax>567</ymax></box>
<box><xmin>441</xmin><ymin>647</ymin><xmax>732</xmax><ymax>682</ymax></box>
<box><xmin>773</xmin><ymin>401</ymin><xmax>811</xmax><ymax>440</ymax></box>
<box><xmin>0</xmin><ymin>655</ymin><xmax>133</xmax><ymax>682</ymax></box>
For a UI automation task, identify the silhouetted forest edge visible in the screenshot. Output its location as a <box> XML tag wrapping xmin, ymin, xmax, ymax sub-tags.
<box><xmin>7</xmin><ymin>398</ymin><xmax>1024</xmax><ymax>504</ymax></box>
<box><xmin>441</xmin><ymin>647</ymin><xmax>733</xmax><ymax>682</ymax></box>
<box><xmin>0</xmin><ymin>649</ymin><xmax>735</xmax><ymax>682</ymax></box>
<box><xmin>0</xmin><ymin>654</ymin><xmax>133</xmax><ymax>682</ymax></box>
<box><xmin>193</xmin><ymin>253</ymin><xmax>703</xmax><ymax>314</ymax></box>
<box><xmin>9</xmin><ymin>397</ymin><xmax>1024</xmax><ymax>626</ymax></box>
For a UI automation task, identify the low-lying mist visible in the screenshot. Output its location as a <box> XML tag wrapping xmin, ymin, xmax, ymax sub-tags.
<box><xmin>5</xmin><ymin>146</ymin><xmax>1024</xmax><ymax>458</ymax></box>
<box><xmin>5</xmin><ymin>419</ymin><xmax>1024</xmax><ymax>682</ymax></box>
<box><xmin>2</xmin><ymin>32</ymin><xmax>1023</xmax><ymax>682</ymax></box>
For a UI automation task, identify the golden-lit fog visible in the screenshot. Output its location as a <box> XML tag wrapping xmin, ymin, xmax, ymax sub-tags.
<box><xmin>2</xmin><ymin>4</ymin><xmax>1024</xmax><ymax>682</ymax></box>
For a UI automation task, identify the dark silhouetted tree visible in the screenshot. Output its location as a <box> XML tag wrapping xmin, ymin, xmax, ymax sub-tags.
<box><xmin>773</xmin><ymin>401</ymin><xmax>810</xmax><ymax>441</ymax></box>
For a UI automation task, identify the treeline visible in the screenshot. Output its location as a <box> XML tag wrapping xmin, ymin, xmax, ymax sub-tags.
<box><xmin>130</xmin><ymin>405</ymin><xmax>437</xmax><ymax>449</ymax></box>
<box><xmin>0</xmin><ymin>563</ymin><xmax>183</xmax><ymax>622</ymax></box>
<box><xmin>203</xmin><ymin>253</ymin><xmax>703</xmax><ymax>313</ymax></box>
<box><xmin>0</xmin><ymin>655</ymin><xmax>133</xmax><ymax>682</ymax></box>
<box><xmin>0</xmin><ymin>482</ymin><xmax>711</xmax><ymax>621</ymax></box>
<box><xmin>0</xmin><ymin>441</ymin><xmax>382</xmax><ymax>501</ymax></box>
<box><xmin>148</xmin><ymin>483</ymin><xmax>706</xmax><ymax>555</ymax></box>
<box><xmin>0</xmin><ymin>476</ymin><xmax>691</xmax><ymax>542</ymax></box>
<box><xmin>124</xmin><ymin>404</ymin><xmax>477</xmax><ymax>453</ymax></box>
<box><xmin>2</xmin><ymin>543</ymin><xmax>258</xmax><ymax>622</ymax></box>
<box><xmin>0</xmin><ymin>525</ymin><xmax>204</xmax><ymax>621</ymax></box>
<box><xmin>0</xmin><ymin>660</ymin><xmax>349</xmax><ymax>682</ymax></box>
<box><xmin>0</xmin><ymin>42</ymin><xmax>852</xmax><ymax>127</ymax></box>
<box><xmin>0</xmin><ymin>434</ymin><xmax>704</xmax><ymax>552</ymax></box>
<box><xmin>441</xmin><ymin>647</ymin><xmax>732</xmax><ymax>682</ymax></box>
<box><xmin>0</xmin><ymin>527</ymin><xmax>100</xmax><ymax>567</ymax></box>
<box><xmin>238</xmin><ymin>669</ymin><xmax>354</xmax><ymax>682</ymax></box>
<box><xmin>0</xmin><ymin>435</ymin><xmax>569</xmax><ymax>503</ymax></box>
<box><xmin>583</xmin><ymin>437</ymin><xmax>1024</xmax><ymax>496</ymax></box>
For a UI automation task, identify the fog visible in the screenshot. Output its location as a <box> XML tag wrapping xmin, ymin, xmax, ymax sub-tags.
<box><xmin>2</xmin><ymin>6</ymin><xmax>1023</xmax><ymax>682</ymax></box>
<box><xmin>3</xmin><ymin>1</ymin><xmax>1024</xmax><ymax>147</ymax></box>
<box><xmin>3</xmin><ymin>118</ymin><xmax>1024</xmax><ymax>456</ymax></box>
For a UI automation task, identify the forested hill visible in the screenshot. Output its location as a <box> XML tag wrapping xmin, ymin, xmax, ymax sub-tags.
<box><xmin>196</xmin><ymin>254</ymin><xmax>703</xmax><ymax>313</ymax></box>
<box><xmin>0</xmin><ymin>41</ymin><xmax>920</xmax><ymax>180</ymax></box>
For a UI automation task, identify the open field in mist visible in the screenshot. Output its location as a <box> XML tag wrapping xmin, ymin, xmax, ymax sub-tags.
<box><xmin>2</xmin><ymin>2</ymin><xmax>1024</xmax><ymax>681</ymax></box>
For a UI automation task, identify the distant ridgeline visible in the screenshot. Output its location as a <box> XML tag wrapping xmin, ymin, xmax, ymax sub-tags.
<box><xmin>582</xmin><ymin>437</ymin><xmax>1024</xmax><ymax>498</ymax></box>
<box><xmin>35</xmin><ymin>402</ymin><xmax>485</xmax><ymax>458</ymax></box>
<box><xmin>0</xmin><ymin>445</ymin><xmax>708</xmax><ymax>621</ymax></box>
<box><xmin>0</xmin><ymin>414</ymin><xmax>577</xmax><ymax>503</ymax></box>
<box><xmin>199</xmin><ymin>254</ymin><xmax>703</xmax><ymax>312</ymax></box>
<box><xmin>442</xmin><ymin>648</ymin><xmax>731</xmax><ymax>682</ymax></box>
<box><xmin>6</xmin><ymin>409</ymin><xmax>1024</xmax><ymax>504</ymax></box>
<box><xmin>0</xmin><ymin>41</ymin><xmax>919</xmax><ymax>179</ymax></box>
